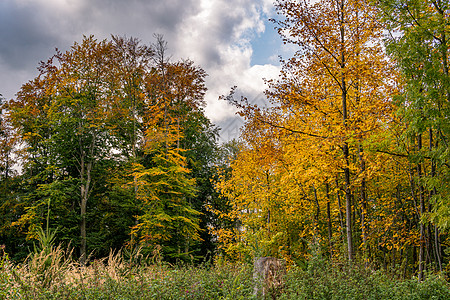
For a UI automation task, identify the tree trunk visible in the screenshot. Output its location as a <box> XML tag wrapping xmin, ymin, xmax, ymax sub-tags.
<box><xmin>79</xmin><ymin>130</ymin><xmax>95</xmax><ymax>266</ymax></box>
<box><xmin>358</xmin><ymin>145</ymin><xmax>368</xmax><ymax>263</ymax></box>
<box><xmin>339</xmin><ymin>0</ymin><xmax>353</xmax><ymax>262</ymax></box>
<box><xmin>253</xmin><ymin>257</ymin><xmax>286</xmax><ymax>298</ymax></box>
<box><xmin>428</xmin><ymin>128</ymin><xmax>443</xmax><ymax>271</ymax></box>
<box><xmin>80</xmin><ymin>155</ymin><xmax>86</xmax><ymax>265</ymax></box>
<box><xmin>344</xmin><ymin>165</ymin><xmax>354</xmax><ymax>262</ymax></box>
<box><xmin>335</xmin><ymin>178</ymin><xmax>346</xmax><ymax>246</ymax></box>
<box><xmin>80</xmin><ymin>157</ymin><xmax>92</xmax><ymax>266</ymax></box>
<box><xmin>326</xmin><ymin>183</ymin><xmax>333</xmax><ymax>258</ymax></box>
<box><xmin>417</xmin><ymin>134</ymin><xmax>425</xmax><ymax>281</ymax></box>
<box><xmin>313</xmin><ymin>186</ymin><xmax>320</xmax><ymax>232</ymax></box>
<box><xmin>435</xmin><ymin>226</ymin><xmax>442</xmax><ymax>271</ymax></box>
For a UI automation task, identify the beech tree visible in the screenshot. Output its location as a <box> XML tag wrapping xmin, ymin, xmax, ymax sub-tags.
<box><xmin>3</xmin><ymin>35</ymin><xmax>218</xmax><ymax>263</ymax></box>
<box><xmin>379</xmin><ymin>0</ymin><xmax>450</xmax><ymax>279</ymax></box>
<box><xmin>218</xmin><ymin>0</ymin><xmax>396</xmax><ymax>262</ymax></box>
<box><xmin>0</xmin><ymin>95</ymin><xmax>22</xmax><ymax>258</ymax></box>
<box><xmin>8</xmin><ymin>37</ymin><xmax>117</xmax><ymax>264</ymax></box>
<box><xmin>213</xmin><ymin>0</ymin><xmax>450</xmax><ymax>275</ymax></box>
<box><xmin>0</xmin><ymin>94</ymin><xmax>15</xmax><ymax>184</ymax></box>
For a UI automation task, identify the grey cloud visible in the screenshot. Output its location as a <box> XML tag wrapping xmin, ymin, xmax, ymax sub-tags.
<box><xmin>0</xmin><ymin>0</ymin><xmax>200</xmax><ymax>69</ymax></box>
<box><xmin>0</xmin><ymin>0</ymin><xmax>201</xmax><ymax>98</ymax></box>
<box><xmin>82</xmin><ymin>0</ymin><xmax>200</xmax><ymax>40</ymax></box>
<box><xmin>201</xmin><ymin>46</ymin><xmax>223</xmax><ymax>67</ymax></box>
<box><xmin>0</xmin><ymin>1</ymin><xmax>62</xmax><ymax>70</ymax></box>
<box><xmin>149</xmin><ymin>0</ymin><xmax>200</xmax><ymax>31</ymax></box>
<box><xmin>0</xmin><ymin>0</ymin><xmax>276</xmax><ymax>124</ymax></box>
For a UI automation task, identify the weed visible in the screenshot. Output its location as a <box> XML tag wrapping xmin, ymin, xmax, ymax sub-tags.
<box><xmin>1</xmin><ymin>248</ymin><xmax>449</xmax><ymax>299</ymax></box>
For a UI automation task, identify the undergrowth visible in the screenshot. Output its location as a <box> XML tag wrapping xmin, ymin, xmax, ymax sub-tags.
<box><xmin>1</xmin><ymin>247</ymin><xmax>449</xmax><ymax>299</ymax></box>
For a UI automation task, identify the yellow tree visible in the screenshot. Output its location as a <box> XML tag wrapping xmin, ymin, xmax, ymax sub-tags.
<box><xmin>218</xmin><ymin>0</ymin><xmax>397</xmax><ymax>263</ymax></box>
<box><xmin>128</xmin><ymin>36</ymin><xmax>208</xmax><ymax>261</ymax></box>
<box><xmin>268</xmin><ymin>0</ymin><xmax>396</xmax><ymax>262</ymax></box>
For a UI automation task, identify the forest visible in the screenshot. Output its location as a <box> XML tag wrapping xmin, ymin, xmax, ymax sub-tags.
<box><xmin>216</xmin><ymin>0</ymin><xmax>450</xmax><ymax>281</ymax></box>
<box><xmin>1</xmin><ymin>0</ymin><xmax>450</xmax><ymax>297</ymax></box>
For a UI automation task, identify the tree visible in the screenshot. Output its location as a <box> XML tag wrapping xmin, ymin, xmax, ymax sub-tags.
<box><xmin>0</xmin><ymin>95</ymin><xmax>25</xmax><ymax>259</ymax></box>
<box><xmin>8</xmin><ymin>36</ymin><xmax>117</xmax><ymax>264</ymax></box>
<box><xmin>220</xmin><ymin>0</ymin><xmax>396</xmax><ymax>262</ymax></box>
<box><xmin>2</xmin><ymin>35</ymin><xmax>227</xmax><ymax>263</ymax></box>
<box><xmin>379</xmin><ymin>0</ymin><xmax>450</xmax><ymax>278</ymax></box>
<box><xmin>130</xmin><ymin>148</ymin><xmax>201</xmax><ymax>261</ymax></box>
<box><xmin>129</xmin><ymin>36</ymin><xmax>214</xmax><ymax>262</ymax></box>
<box><xmin>0</xmin><ymin>94</ymin><xmax>16</xmax><ymax>189</ymax></box>
<box><xmin>179</xmin><ymin>110</ymin><xmax>221</xmax><ymax>260</ymax></box>
<box><xmin>108</xmin><ymin>35</ymin><xmax>154</xmax><ymax>161</ymax></box>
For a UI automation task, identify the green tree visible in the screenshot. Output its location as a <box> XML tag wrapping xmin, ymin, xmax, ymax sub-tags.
<box><xmin>379</xmin><ymin>0</ymin><xmax>450</xmax><ymax>277</ymax></box>
<box><xmin>0</xmin><ymin>95</ymin><xmax>25</xmax><ymax>259</ymax></box>
<box><xmin>181</xmin><ymin>110</ymin><xmax>220</xmax><ymax>261</ymax></box>
<box><xmin>8</xmin><ymin>36</ymin><xmax>117</xmax><ymax>264</ymax></box>
<box><xmin>2</xmin><ymin>34</ymin><xmax>231</xmax><ymax>265</ymax></box>
<box><xmin>128</xmin><ymin>36</ymin><xmax>214</xmax><ymax>262</ymax></box>
<box><xmin>131</xmin><ymin>149</ymin><xmax>200</xmax><ymax>262</ymax></box>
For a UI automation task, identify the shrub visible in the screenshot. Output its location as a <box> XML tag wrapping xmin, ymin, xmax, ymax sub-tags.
<box><xmin>2</xmin><ymin>247</ymin><xmax>450</xmax><ymax>299</ymax></box>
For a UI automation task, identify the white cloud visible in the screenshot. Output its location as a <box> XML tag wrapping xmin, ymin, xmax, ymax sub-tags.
<box><xmin>174</xmin><ymin>0</ymin><xmax>280</xmax><ymax>122</ymax></box>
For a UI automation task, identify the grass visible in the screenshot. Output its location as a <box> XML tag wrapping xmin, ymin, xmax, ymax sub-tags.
<box><xmin>1</xmin><ymin>246</ymin><xmax>255</xmax><ymax>299</ymax></box>
<box><xmin>1</xmin><ymin>247</ymin><xmax>450</xmax><ymax>299</ymax></box>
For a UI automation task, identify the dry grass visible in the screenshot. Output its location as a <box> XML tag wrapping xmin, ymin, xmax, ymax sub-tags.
<box><xmin>1</xmin><ymin>245</ymin><xmax>254</xmax><ymax>299</ymax></box>
<box><xmin>2</xmin><ymin>247</ymin><xmax>449</xmax><ymax>299</ymax></box>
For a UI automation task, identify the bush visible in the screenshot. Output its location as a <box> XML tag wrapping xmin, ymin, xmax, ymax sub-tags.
<box><xmin>1</xmin><ymin>247</ymin><xmax>449</xmax><ymax>299</ymax></box>
<box><xmin>280</xmin><ymin>256</ymin><xmax>450</xmax><ymax>300</ymax></box>
<box><xmin>1</xmin><ymin>247</ymin><xmax>257</xmax><ymax>299</ymax></box>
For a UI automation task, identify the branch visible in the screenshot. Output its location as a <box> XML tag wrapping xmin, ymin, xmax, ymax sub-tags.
<box><xmin>376</xmin><ymin>149</ymin><xmax>435</xmax><ymax>161</ymax></box>
<box><xmin>375</xmin><ymin>149</ymin><xmax>409</xmax><ymax>158</ymax></box>
<box><xmin>252</xmin><ymin>113</ymin><xmax>328</xmax><ymax>139</ymax></box>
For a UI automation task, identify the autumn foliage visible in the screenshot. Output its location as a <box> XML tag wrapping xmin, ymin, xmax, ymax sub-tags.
<box><xmin>0</xmin><ymin>35</ymin><xmax>221</xmax><ymax>263</ymax></box>
<box><xmin>212</xmin><ymin>0</ymin><xmax>450</xmax><ymax>279</ymax></box>
<box><xmin>0</xmin><ymin>0</ymin><xmax>450</xmax><ymax>281</ymax></box>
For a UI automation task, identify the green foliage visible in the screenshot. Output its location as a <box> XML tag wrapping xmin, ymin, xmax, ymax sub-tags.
<box><xmin>280</xmin><ymin>259</ymin><xmax>450</xmax><ymax>300</ymax></box>
<box><xmin>181</xmin><ymin>111</ymin><xmax>221</xmax><ymax>260</ymax></box>
<box><xmin>33</xmin><ymin>226</ymin><xmax>58</xmax><ymax>255</ymax></box>
<box><xmin>379</xmin><ymin>0</ymin><xmax>450</xmax><ymax>230</ymax></box>
<box><xmin>1</xmin><ymin>35</ymin><xmax>224</xmax><ymax>264</ymax></box>
<box><xmin>2</xmin><ymin>248</ymin><xmax>450</xmax><ymax>299</ymax></box>
<box><xmin>2</xmin><ymin>1</ymin><xmax>449</xmax><ymax>284</ymax></box>
<box><xmin>1</xmin><ymin>248</ymin><xmax>256</xmax><ymax>300</ymax></box>
<box><xmin>131</xmin><ymin>148</ymin><xmax>202</xmax><ymax>262</ymax></box>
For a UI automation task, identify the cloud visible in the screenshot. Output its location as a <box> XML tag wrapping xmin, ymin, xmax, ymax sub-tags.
<box><xmin>0</xmin><ymin>0</ymin><xmax>281</xmax><ymax>124</ymax></box>
<box><xmin>0</xmin><ymin>1</ymin><xmax>59</xmax><ymax>69</ymax></box>
<box><xmin>175</xmin><ymin>0</ymin><xmax>280</xmax><ymax>122</ymax></box>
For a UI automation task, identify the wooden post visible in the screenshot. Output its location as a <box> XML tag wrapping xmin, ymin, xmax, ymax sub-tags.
<box><xmin>253</xmin><ymin>257</ymin><xmax>286</xmax><ymax>298</ymax></box>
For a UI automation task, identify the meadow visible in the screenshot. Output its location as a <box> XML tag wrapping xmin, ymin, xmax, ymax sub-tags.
<box><xmin>1</xmin><ymin>246</ymin><xmax>450</xmax><ymax>300</ymax></box>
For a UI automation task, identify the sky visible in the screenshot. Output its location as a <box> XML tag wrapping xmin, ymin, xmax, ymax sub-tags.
<box><xmin>0</xmin><ymin>0</ymin><xmax>294</xmax><ymax>141</ymax></box>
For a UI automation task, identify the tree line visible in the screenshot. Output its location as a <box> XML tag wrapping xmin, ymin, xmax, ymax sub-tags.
<box><xmin>1</xmin><ymin>0</ymin><xmax>449</xmax><ymax>280</ymax></box>
<box><xmin>0</xmin><ymin>35</ymin><xmax>238</xmax><ymax>264</ymax></box>
<box><xmin>213</xmin><ymin>0</ymin><xmax>450</xmax><ymax>280</ymax></box>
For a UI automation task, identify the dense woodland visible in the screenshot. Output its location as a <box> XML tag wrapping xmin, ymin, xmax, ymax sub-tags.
<box><xmin>1</xmin><ymin>0</ymin><xmax>449</xmax><ymax>282</ymax></box>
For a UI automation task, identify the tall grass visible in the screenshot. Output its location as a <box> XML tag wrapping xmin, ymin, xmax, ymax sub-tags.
<box><xmin>0</xmin><ymin>246</ymin><xmax>255</xmax><ymax>299</ymax></box>
<box><xmin>1</xmin><ymin>247</ymin><xmax>449</xmax><ymax>299</ymax></box>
